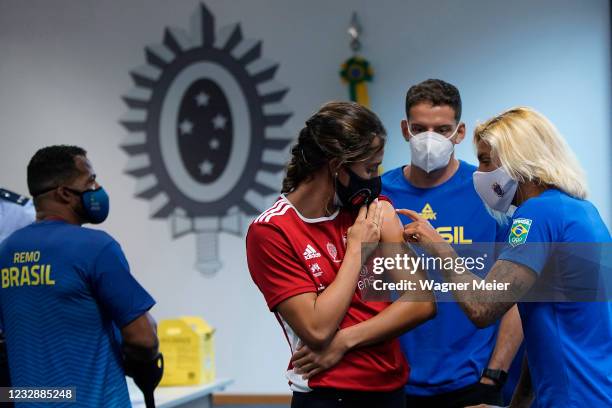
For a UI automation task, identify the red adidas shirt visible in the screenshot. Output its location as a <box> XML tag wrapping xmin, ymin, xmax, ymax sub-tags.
<box><xmin>246</xmin><ymin>195</ymin><xmax>408</xmax><ymax>392</ymax></box>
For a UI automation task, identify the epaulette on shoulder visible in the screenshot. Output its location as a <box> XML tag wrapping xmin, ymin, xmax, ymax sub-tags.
<box><xmin>0</xmin><ymin>188</ymin><xmax>30</xmax><ymax>206</ymax></box>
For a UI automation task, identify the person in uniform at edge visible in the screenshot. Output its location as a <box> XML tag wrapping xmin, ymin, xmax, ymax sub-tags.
<box><xmin>0</xmin><ymin>188</ymin><xmax>35</xmax><ymax>243</ymax></box>
<box><xmin>247</xmin><ymin>102</ymin><xmax>436</xmax><ymax>408</ymax></box>
<box><xmin>383</xmin><ymin>79</ymin><xmax>524</xmax><ymax>407</ymax></box>
<box><xmin>399</xmin><ymin>107</ymin><xmax>612</xmax><ymax>407</ymax></box>
<box><xmin>0</xmin><ymin>188</ymin><xmax>36</xmax><ymax>407</ymax></box>
<box><xmin>0</xmin><ymin>145</ymin><xmax>163</xmax><ymax>407</ymax></box>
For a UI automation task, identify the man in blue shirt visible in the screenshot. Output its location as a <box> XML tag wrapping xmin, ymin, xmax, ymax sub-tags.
<box><xmin>400</xmin><ymin>106</ymin><xmax>612</xmax><ymax>407</ymax></box>
<box><xmin>0</xmin><ymin>145</ymin><xmax>162</xmax><ymax>407</ymax></box>
<box><xmin>382</xmin><ymin>79</ymin><xmax>523</xmax><ymax>407</ymax></box>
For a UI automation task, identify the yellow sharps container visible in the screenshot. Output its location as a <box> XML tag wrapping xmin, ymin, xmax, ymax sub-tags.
<box><xmin>158</xmin><ymin>316</ymin><xmax>216</xmax><ymax>386</ymax></box>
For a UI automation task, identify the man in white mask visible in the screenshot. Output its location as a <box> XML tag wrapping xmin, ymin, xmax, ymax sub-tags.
<box><xmin>381</xmin><ymin>79</ymin><xmax>524</xmax><ymax>407</ymax></box>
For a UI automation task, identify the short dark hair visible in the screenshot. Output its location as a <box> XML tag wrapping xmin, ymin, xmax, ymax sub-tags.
<box><xmin>27</xmin><ymin>145</ymin><xmax>87</xmax><ymax>197</ymax></box>
<box><xmin>405</xmin><ymin>79</ymin><xmax>462</xmax><ymax>122</ymax></box>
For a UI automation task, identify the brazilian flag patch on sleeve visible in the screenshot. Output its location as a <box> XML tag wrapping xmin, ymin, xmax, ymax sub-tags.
<box><xmin>509</xmin><ymin>218</ymin><xmax>532</xmax><ymax>247</ymax></box>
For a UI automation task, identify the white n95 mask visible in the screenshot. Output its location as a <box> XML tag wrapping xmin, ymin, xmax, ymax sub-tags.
<box><xmin>408</xmin><ymin>124</ymin><xmax>458</xmax><ymax>173</ymax></box>
<box><xmin>472</xmin><ymin>167</ymin><xmax>518</xmax><ymax>213</ymax></box>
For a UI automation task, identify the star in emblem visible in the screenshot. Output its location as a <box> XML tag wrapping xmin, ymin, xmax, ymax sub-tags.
<box><xmin>179</xmin><ymin>119</ymin><xmax>193</xmax><ymax>135</ymax></box>
<box><xmin>212</xmin><ymin>114</ymin><xmax>227</xmax><ymax>130</ymax></box>
<box><xmin>209</xmin><ymin>138</ymin><xmax>220</xmax><ymax>150</ymax></box>
<box><xmin>195</xmin><ymin>92</ymin><xmax>210</xmax><ymax>107</ymax></box>
<box><xmin>199</xmin><ymin>159</ymin><xmax>214</xmax><ymax>175</ymax></box>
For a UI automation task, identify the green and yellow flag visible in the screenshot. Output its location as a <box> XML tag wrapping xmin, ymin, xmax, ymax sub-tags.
<box><xmin>340</xmin><ymin>56</ymin><xmax>373</xmax><ymax>107</ymax></box>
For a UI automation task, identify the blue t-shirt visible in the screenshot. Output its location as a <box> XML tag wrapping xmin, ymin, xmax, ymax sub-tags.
<box><xmin>498</xmin><ymin>189</ymin><xmax>612</xmax><ymax>408</ymax></box>
<box><xmin>382</xmin><ymin>161</ymin><xmax>506</xmax><ymax>395</ymax></box>
<box><xmin>0</xmin><ymin>220</ymin><xmax>155</xmax><ymax>407</ymax></box>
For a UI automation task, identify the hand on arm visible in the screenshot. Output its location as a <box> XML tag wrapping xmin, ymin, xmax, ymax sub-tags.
<box><xmin>291</xmin><ymin>201</ymin><xmax>436</xmax><ymax>378</ymax></box>
<box><xmin>277</xmin><ymin>200</ymin><xmax>383</xmax><ymax>350</ymax></box>
<box><xmin>292</xmin><ymin>289</ymin><xmax>436</xmax><ymax>380</ymax></box>
<box><xmin>330</xmin><ymin>201</ymin><xmax>436</xmax><ymax>347</ymax></box>
<box><xmin>332</xmin><ymin>201</ymin><xmax>436</xmax><ymax>349</ymax></box>
<box><xmin>291</xmin><ymin>331</ymin><xmax>350</xmax><ymax>379</ymax></box>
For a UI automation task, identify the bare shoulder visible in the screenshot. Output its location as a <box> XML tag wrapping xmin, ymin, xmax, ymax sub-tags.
<box><xmin>378</xmin><ymin>197</ymin><xmax>395</xmax><ymax>211</ymax></box>
<box><xmin>378</xmin><ymin>199</ymin><xmax>404</xmax><ymax>242</ymax></box>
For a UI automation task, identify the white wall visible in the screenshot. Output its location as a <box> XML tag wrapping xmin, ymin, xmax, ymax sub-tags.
<box><xmin>0</xmin><ymin>0</ymin><xmax>609</xmax><ymax>393</ymax></box>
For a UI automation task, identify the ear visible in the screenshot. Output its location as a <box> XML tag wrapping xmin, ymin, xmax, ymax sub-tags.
<box><xmin>56</xmin><ymin>186</ymin><xmax>75</xmax><ymax>204</ymax></box>
<box><xmin>454</xmin><ymin>122</ymin><xmax>466</xmax><ymax>145</ymax></box>
<box><xmin>328</xmin><ymin>158</ymin><xmax>342</xmax><ymax>175</ymax></box>
<box><xmin>400</xmin><ymin>119</ymin><xmax>410</xmax><ymax>142</ymax></box>
<box><xmin>336</xmin><ymin>165</ymin><xmax>350</xmax><ymax>186</ymax></box>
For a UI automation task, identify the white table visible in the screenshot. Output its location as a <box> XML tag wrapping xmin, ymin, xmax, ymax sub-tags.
<box><xmin>128</xmin><ymin>378</ymin><xmax>233</xmax><ymax>408</ymax></box>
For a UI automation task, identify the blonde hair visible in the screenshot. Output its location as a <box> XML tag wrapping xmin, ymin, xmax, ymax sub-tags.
<box><xmin>474</xmin><ymin>107</ymin><xmax>587</xmax><ymax>199</ymax></box>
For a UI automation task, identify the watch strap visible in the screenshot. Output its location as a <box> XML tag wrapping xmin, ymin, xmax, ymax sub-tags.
<box><xmin>482</xmin><ymin>368</ymin><xmax>508</xmax><ymax>387</ymax></box>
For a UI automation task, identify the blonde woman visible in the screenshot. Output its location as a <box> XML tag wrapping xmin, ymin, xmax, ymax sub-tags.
<box><xmin>398</xmin><ymin>107</ymin><xmax>612</xmax><ymax>407</ymax></box>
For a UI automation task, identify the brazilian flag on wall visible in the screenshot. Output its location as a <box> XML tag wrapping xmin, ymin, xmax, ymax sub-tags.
<box><xmin>340</xmin><ymin>56</ymin><xmax>373</xmax><ymax>107</ymax></box>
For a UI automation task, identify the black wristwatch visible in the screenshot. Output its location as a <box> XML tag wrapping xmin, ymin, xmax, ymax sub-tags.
<box><xmin>481</xmin><ymin>368</ymin><xmax>508</xmax><ymax>387</ymax></box>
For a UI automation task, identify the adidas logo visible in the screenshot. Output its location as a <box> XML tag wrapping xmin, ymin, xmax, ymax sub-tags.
<box><xmin>303</xmin><ymin>244</ymin><xmax>321</xmax><ymax>260</ymax></box>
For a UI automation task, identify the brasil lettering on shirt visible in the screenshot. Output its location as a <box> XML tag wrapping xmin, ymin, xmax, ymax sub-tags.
<box><xmin>436</xmin><ymin>226</ymin><xmax>472</xmax><ymax>244</ymax></box>
<box><xmin>419</xmin><ymin>203</ymin><xmax>472</xmax><ymax>244</ymax></box>
<box><xmin>1</xmin><ymin>251</ymin><xmax>55</xmax><ymax>288</ymax></box>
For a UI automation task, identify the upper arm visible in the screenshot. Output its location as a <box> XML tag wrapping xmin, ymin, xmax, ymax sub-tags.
<box><xmin>488</xmin><ymin>259</ymin><xmax>537</xmax><ymax>302</ymax></box>
<box><xmin>497</xmin><ymin>206</ymin><xmax>555</xmax><ymax>276</ymax></box>
<box><xmin>247</xmin><ymin>224</ymin><xmax>323</xmax><ymax>346</ymax></box>
<box><xmin>468</xmin><ymin>259</ymin><xmax>537</xmax><ymax>328</ymax></box>
<box><xmin>377</xmin><ymin>200</ymin><xmax>410</xmax><ymax>281</ymax></box>
<box><xmin>377</xmin><ymin>200</ymin><xmax>435</xmax><ymax>303</ymax></box>
<box><xmin>246</xmin><ymin>224</ymin><xmax>316</xmax><ymax>311</ymax></box>
<box><xmin>91</xmin><ymin>241</ymin><xmax>156</xmax><ymax>328</ymax></box>
<box><xmin>275</xmin><ymin>292</ymin><xmax>323</xmax><ymax>345</ymax></box>
<box><xmin>492</xmin><ymin>206</ymin><xmax>555</xmax><ymax>304</ymax></box>
<box><xmin>379</xmin><ymin>200</ymin><xmax>404</xmax><ymax>243</ymax></box>
<box><xmin>120</xmin><ymin>312</ymin><xmax>158</xmax><ymax>349</ymax></box>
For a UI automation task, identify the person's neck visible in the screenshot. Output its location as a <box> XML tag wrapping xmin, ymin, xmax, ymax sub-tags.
<box><xmin>285</xmin><ymin>173</ymin><xmax>335</xmax><ymax>219</ymax></box>
<box><xmin>514</xmin><ymin>182</ymin><xmax>550</xmax><ymax>206</ymax></box>
<box><xmin>36</xmin><ymin>205</ymin><xmax>82</xmax><ymax>225</ymax></box>
<box><xmin>404</xmin><ymin>157</ymin><xmax>460</xmax><ymax>189</ymax></box>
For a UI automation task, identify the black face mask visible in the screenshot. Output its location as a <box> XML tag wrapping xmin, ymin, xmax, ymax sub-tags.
<box><xmin>335</xmin><ymin>167</ymin><xmax>382</xmax><ymax>210</ymax></box>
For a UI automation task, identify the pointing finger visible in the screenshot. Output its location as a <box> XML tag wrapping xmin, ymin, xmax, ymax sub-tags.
<box><xmin>396</xmin><ymin>208</ymin><xmax>422</xmax><ymax>222</ymax></box>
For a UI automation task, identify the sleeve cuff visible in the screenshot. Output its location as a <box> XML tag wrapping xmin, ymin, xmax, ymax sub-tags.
<box><xmin>267</xmin><ymin>286</ymin><xmax>317</xmax><ymax>311</ymax></box>
<box><xmin>115</xmin><ymin>298</ymin><xmax>156</xmax><ymax>328</ymax></box>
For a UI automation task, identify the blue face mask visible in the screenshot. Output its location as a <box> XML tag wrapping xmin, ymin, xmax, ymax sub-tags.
<box><xmin>66</xmin><ymin>187</ymin><xmax>110</xmax><ymax>224</ymax></box>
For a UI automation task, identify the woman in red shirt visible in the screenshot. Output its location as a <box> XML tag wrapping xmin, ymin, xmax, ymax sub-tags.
<box><xmin>246</xmin><ymin>101</ymin><xmax>435</xmax><ymax>407</ymax></box>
